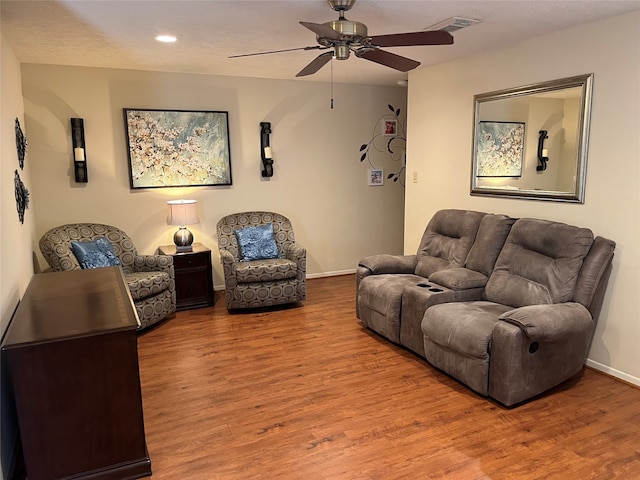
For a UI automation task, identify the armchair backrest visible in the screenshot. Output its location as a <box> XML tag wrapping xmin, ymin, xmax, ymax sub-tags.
<box><xmin>484</xmin><ymin>218</ymin><xmax>595</xmax><ymax>307</ymax></box>
<box><xmin>216</xmin><ymin>211</ymin><xmax>296</xmax><ymax>261</ymax></box>
<box><xmin>39</xmin><ymin>223</ymin><xmax>138</xmax><ymax>274</ymax></box>
<box><xmin>415</xmin><ymin>209</ymin><xmax>485</xmax><ymax>278</ymax></box>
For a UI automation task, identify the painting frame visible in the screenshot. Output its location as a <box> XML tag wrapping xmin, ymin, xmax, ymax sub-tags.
<box><xmin>124</xmin><ymin>108</ymin><xmax>232</xmax><ymax>189</ymax></box>
<box><xmin>382</xmin><ymin>119</ymin><xmax>397</xmax><ymax>137</ymax></box>
<box><xmin>369</xmin><ymin>169</ymin><xmax>384</xmax><ymax>186</ymax></box>
<box><xmin>475</xmin><ymin>121</ymin><xmax>525</xmax><ymax>178</ymax></box>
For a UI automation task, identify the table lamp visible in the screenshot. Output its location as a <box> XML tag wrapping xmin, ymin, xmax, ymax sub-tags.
<box><xmin>167</xmin><ymin>199</ymin><xmax>199</xmax><ymax>252</ymax></box>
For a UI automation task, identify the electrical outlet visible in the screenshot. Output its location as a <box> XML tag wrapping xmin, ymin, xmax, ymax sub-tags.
<box><xmin>412</xmin><ymin>172</ymin><xmax>418</xmax><ymax>183</ymax></box>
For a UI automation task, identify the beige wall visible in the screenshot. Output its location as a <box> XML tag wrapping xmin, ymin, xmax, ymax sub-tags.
<box><xmin>406</xmin><ymin>11</ymin><xmax>640</xmax><ymax>383</ymax></box>
<box><xmin>21</xmin><ymin>65</ymin><xmax>406</xmax><ymax>287</ymax></box>
<box><xmin>1</xmin><ymin>34</ymin><xmax>37</xmax><ymax>480</ymax></box>
<box><xmin>0</xmin><ymin>37</ymin><xmax>36</xmax><ymax>332</ymax></box>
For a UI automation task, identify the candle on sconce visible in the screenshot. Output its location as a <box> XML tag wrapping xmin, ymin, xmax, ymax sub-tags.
<box><xmin>542</xmin><ymin>148</ymin><xmax>549</xmax><ymax>158</ymax></box>
<box><xmin>263</xmin><ymin>146</ymin><xmax>272</xmax><ymax>159</ymax></box>
<box><xmin>74</xmin><ymin>147</ymin><xmax>85</xmax><ymax>161</ymax></box>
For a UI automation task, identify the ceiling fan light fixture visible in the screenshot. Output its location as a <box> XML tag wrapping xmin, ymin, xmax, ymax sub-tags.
<box><xmin>334</xmin><ymin>44</ymin><xmax>350</xmax><ymax>60</ymax></box>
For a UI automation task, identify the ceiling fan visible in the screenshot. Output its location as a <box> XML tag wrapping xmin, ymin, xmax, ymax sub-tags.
<box><xmin>229</xmin><ymin>0</ymin><xmax>454</xmax><ymax>77</ymax></box>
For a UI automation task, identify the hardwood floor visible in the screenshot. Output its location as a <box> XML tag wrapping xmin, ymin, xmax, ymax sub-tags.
<box><xmin>137</xmin><ymin>275</ymin><xmax>640</xmax><ymax>479</ymax></box>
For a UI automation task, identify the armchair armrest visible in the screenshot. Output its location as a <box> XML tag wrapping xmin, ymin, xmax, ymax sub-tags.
<box><xmin>285</xmin><ymin>242</ymin><xmax>306</xmax><ymax>281</ymax></box>
<box><xmin>218</xmin><ymin>248</ymin><xmax>238</xmax><ymax>288</ymax></box>
<box><xmin>134</xmin><ymin>254</ymin><xmax>174</xmax><ymax>275</ymax></box>
<box><xmin>219</xmin><ymin>248</ymin><xmax>236</xmax><ymax>266</ymax></box>
<box><xmin>285</xmin><ymin>242</ymin><xmax>306</xmax><ymax>262</ymax></box>
<box><xmin>499</xmin><ymin>303</ymin><xmax>593</xmax><ymax>342</ymax></box>
<box><xmin>358</xmin><ymin>254</ymin><xmax>417</xmax><ymax>275</ymax></box>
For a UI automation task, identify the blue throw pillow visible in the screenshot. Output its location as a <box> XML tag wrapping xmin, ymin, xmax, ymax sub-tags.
<box><xmin>234</xmin><ymin>224</ymin><xmax>279</xmax><ymax>262</ymax></box>
<box><xmin>71</xmin><ymin>237</ymin><xmax>121</xmax><ymax>269</ymax></box>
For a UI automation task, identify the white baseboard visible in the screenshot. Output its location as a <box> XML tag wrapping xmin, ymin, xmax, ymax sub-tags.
<box><xmin>307</xmin><ymin>269</ymin><xmax>356</xmax><ymax>279</ymax></box>
<box><xmin>586</xmin><ymin>359</ymin><xmax>640</xmax><ymax>387</ymax></box>
<box><xmin>213</xmin><ymin>270</ymin><xmax>356</xmax><ymax>291</ymax></box>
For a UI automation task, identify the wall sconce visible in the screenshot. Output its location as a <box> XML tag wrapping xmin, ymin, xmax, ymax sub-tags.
<box><xmin>167</xmin><ymin>199</ymin><xmax>200</xmax><ymax>252</ymax></box>
<box><xmin>537</xmin><ymin>130</ymin><xmax>549</xmax><ymax>172</ymax></box>
<box><xmin>260</xmin><ymin>122</ymin><xmax>274</xmax><ymax>178</ymax></box>
<box><xmin>71</xmin><ymin>118</ymin><xmax>88</xmax><ymax>183</ymax></box>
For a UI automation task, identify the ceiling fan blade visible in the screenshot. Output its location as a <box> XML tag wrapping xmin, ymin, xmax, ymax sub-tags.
<box><xmin>296</xmin><ymin>51</ymin><xmax>334</xmax><ymax>77</ymax></box>
<box><xmin>300</xmin><ymin>21</ymin><xmax>341</xmax><ymax>41</ymax></box>
<box><xmin>370</xmin><ymin>30</ymin><xmax>454</xmax><ymax>47</ymax></box>
<box><xmin>229</xmin><ymin>45</ymin><xmax>323</xmax><ymax>59</ymax></box>
<box><xmin>357</xmin><ymin>49</ymin><xmax>420</xmax><ymax>72</ymax></box>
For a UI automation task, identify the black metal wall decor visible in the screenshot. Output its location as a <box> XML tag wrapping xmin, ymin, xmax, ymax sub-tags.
<box><xmin>14</xmin><ymin>170</ymin><xmax>30</xmax><ymax>224</ymax></box>
<box><xmin>260</xmin><ymin>122</ymin><xmax>274</xmax><ymax>178</ymax></box>
<box><xmin>15</xmin><ymin>118</ymin><xmax>27</xmax><ymax>170</ymax></box>
<box><xmin>537</xmin><ymin>130</ymin><xmax>549</xmax><ymax>172</ymax></box>
<box><xmin>71</xmin><ymin>118</ymin><xmax>88</xmax><ymax>183</ymax></box>
<box><xmin>359</xmin><ymin>104</ymin><xmax>406</xmax><ymax>185</ymax></box>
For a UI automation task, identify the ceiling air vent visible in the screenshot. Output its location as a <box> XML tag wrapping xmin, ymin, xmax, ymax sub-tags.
<box><xmin>425</xmin><ymin>17</ymin><xmax>480</xmax><ymax>33</ymax></box>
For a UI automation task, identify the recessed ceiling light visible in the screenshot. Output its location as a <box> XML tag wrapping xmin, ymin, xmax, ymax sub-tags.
<box><xmin>155</xmin><ymin>35</ymin><xmax>177</xmax><ymax>43</ymax></box>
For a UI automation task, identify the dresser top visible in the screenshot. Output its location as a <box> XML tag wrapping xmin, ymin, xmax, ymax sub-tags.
<box><xmin>2</xmin><ymin>267</ymin><xmax>138</xmax><ymax>348</ymax></box>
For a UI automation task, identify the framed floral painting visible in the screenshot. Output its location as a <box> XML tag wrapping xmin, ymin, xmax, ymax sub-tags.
<box><xmin>124</xmin><ymin>109</ymin><xmax>232</xmax><ymax>188</ymax></box>
<box><xmin>475</xmin><ymin>121</ymin><xmax>525</xmax><ymax>177</ymax></box>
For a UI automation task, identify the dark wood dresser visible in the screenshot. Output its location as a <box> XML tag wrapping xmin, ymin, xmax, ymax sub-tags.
<box><xmin>1</xmin><ymin>267</ymin><xmax>151</xmax><ymax>480</ymax></box>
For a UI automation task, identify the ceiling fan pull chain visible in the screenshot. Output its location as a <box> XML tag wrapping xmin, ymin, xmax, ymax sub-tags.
<box><xmin>330</xmin><ymin>57</ymin><xmax>334</xmax><ymax>109</ymax></box>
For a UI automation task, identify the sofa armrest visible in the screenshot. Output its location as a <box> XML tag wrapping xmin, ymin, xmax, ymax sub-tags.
<box><xmin>428</xmin><ymin>267</ymin><xmax>488</xmax><ymax>291</ymax></box>
<box><xmin>498</xmin><ymin>303</ymin><xmax>593</xmax><ymax>342</ymax></box>
<box><xmin>358</xmin><ymin>254</ymin><xmax>417</xmax><ymax>275</ymax></box>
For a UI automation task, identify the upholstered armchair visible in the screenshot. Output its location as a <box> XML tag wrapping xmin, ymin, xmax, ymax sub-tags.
<box><xmin>216</xmin><ymin>211</ymin><xmax>306</xmax><ymax>309</ymax></box>
<box><xmin>39</xmin><ymin>223</ymin><xmax>176</xmax><ymax>330</ymax></box>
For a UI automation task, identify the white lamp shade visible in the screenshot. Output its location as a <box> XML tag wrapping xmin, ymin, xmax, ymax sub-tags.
<box><xmin>167</xmin><ymin>199</ymin><xmax>200</xmax><ymax>226</ymax></box>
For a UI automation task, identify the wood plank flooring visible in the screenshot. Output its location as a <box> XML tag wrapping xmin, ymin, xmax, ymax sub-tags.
<box><xmin>137</xmin><ymin>275</ymin><xmax>640</xmax><ymax>479</ymax></box>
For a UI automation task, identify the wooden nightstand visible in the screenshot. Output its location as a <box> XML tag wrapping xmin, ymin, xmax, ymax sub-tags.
<box><xmin>158</xmin><ymin>243</ymin><xmax>215</xmax><ymax>311</ymax></box>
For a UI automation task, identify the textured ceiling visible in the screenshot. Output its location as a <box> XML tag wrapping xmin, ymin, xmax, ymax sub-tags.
<box><xmin>2</xmin><ymin>0</ymin><xmax>640</xmax><ymax>86</ymax></box>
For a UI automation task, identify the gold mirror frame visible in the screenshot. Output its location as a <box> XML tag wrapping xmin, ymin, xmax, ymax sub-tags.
<box><xmin>471</xmin><ymin>74</ymin><xmax>593</xmax><ymax>203</ymax></box>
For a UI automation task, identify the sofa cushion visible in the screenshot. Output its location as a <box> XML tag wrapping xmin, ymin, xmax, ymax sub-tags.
<box><xmin>71</xmin><ymin>237</ymin><xmax>121</xmax><ymax>269</ymax></box>
<box><xmin>485</xmin><ymin>219</ymin><xmax>594</xmax><ymax>307</ymax></box>
<box><xmin>234</xmin><ymin>258</ymin><xmax>297</xmax><ymax>283</ymax></box>
<box><xmin>415</xmin><ymin>209</ymin><xmax>485</xmax><ymax>278</ymax></box>
<box><xmin>422</xmin><ymin>301</ymin><xmax>512</xmax><ymax>360</ymax></box>
<box><xmin>125</xmin><ymin>271</ymin><xmax>171</xmax><ymax>301</ymax></box>
<box><xmin>234</xmin><ymin>224</ymin><xmax>279</xmax><ymax>262</ymax></box>
<box><xmin>464</xmin><ymin>214</ymin><xmax>516</xmax><ymax>277</ymax></box>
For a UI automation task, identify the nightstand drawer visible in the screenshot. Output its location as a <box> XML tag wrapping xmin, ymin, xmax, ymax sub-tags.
<box><xmin>175</xmin><ymin>270</ymin><xmax>211</xmax><ymax>300</ymax></box>
<box><xmin>173</xmin><ymin>252</ymin><xmax>209</xmax><ymax>270</ymax></box>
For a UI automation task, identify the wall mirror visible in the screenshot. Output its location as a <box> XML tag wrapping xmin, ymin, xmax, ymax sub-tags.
<box><xmin>471</xmin><ymin>74</ymin><xmax>593</xmax><ymax>203</ymax></box>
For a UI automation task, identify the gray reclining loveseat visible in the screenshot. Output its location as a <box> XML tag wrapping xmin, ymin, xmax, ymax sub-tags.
<box><xmin>356</xmin><ymin>209</ymin><xmax>615</xmax><ymax>406</ymax></box>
